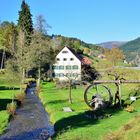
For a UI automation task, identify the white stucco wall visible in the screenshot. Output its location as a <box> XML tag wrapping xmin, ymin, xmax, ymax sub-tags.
<box><xmin>54</xmin><ymin>47</ymin><xmax>81</xmax><ymax>81</ymax></box>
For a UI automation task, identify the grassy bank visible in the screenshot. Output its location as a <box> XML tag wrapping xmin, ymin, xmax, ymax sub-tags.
<box><xmin>0</xmin><ymin>111</ymin><xmax>9</xmax><ymax>135</ymax></box>
<box><xmin>103</xmin><ymin>114</ymin><xmax>140</xmax><ymax>140</ymax></box>
<box><xmin>39</xmin><ymin>82</ymin><xmax>140</xmax><ymax>140</ymax></box>
<box><xmin>0</xmin><ymin>89</ymin><xmax>19</xmax><ymax>134</ymax></box>
<box><xmin>0</xmin><ymin>75</ymin><xmax>19</xmax><ymax>135</ymax></box>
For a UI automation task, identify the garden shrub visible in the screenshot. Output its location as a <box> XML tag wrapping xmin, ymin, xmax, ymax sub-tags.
<box><xmin>15</xmin><ymin>93</ymin><xmax>25</xmax><ymax>104</ymax></box>
<box><xmin>36</xmin><ymin>86</ymin><xmax>42</xmax><ymax>94</ymax></box>
<box><xmin>125</xmin><ymin>105</ymin><xmax>135</xmax><ymax>113</ymax></box>
<box><xmin>53</xmin><ymin>78</ymin><xmax>59</xmax><ymax>84</ymax></box>
<box><xmin>55</xmin><ymin>81</ymin><xmax>70</xmax><ymax>89</ymax></box>
<box><xmin>7</xmin><ymin>102</ymin><xmax>17</xmax><ymax>117</ymax></box>
<box><xmin>46</xmin><ymin>78</ymin><xmax>52</xmax><ymax>82</ymax></box>
<box><xmin>0</xmin><ymin>69</ymin><xmax>5</xmax><ymax>74</ymax></box>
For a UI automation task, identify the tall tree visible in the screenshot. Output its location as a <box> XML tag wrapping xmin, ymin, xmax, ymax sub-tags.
<box><xmin>29</xmin><ymin>15</ymin><xmax>54</xmax><ymax>87</ymax></box>
<box><xmin>5</xmin><ymin>29</ymin><xmax>30</xmax><ymax>94</ymax></box>
<box><xmin>29</xmin><ymin>32</ymin><xmax>54</xmax><ymax>87</ymax></box>
<box><xmin>18</xmin><ymin>0</ymin><xmax>33</xmax><ymax>45</ymax></box>
<box><xmin>0</xmin><ymin>21</ymin><xmax>17</xmax><ymax>69</ymax></box>
<box><xmin>105</xmin><ymin>47</ymin><xmax>124</xmax><ymax>67</ymax></box>
<box><xmin>16</xmin><ymin>30</ymin><xmax>30</xmax><ymax>93</ymax></box>
<box><xmin>35</xmin><ymin>15</ymin><xmax>51</xmax><ymax>35</ymax></box>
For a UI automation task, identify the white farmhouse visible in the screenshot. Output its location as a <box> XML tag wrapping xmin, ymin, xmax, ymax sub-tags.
<box><xmin>53</xmin><ymin>46</ymin><xmax>81</xmax><ymax>81</ymax></box>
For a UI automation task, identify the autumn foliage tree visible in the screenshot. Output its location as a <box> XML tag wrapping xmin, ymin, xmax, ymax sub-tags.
<box><xmin>83</xmin><ymin>47</ymin><xmax>90</xmax><ymax>55</ymax></box>
<box><xmin>0</xmin><ymin>22</ymin><xmax>17</xmax><ymax>69</ymax></box>
<box><xmin>105</xmin><ymin>47</ymin><xmax>124</xmax><ymax>67</ymax></box>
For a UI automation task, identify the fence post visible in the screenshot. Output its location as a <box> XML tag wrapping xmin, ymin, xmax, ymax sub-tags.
<box><xmin>118</xmin><ymin>80</ymin><xmax>122</xmax><ymax>106</ymax></box>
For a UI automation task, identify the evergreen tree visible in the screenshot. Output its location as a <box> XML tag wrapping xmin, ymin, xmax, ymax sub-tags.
<box><xmin>18</xmin><ymin>0</ymin><xmax>33</xmax><ymax>45</ymax></box>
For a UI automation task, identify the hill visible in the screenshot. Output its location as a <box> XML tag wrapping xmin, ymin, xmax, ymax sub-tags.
<box><xmin>120</xmin><ymin>37</ymin><xmax>140</xmax><ymax>66</ymax></box>
<box><xmin>51</xmin><ymin>34</ymin><xmax>106</xmax><ymax>56</ymax></box>
<box><xmin>98</xmin><ymin>41</ymin><xmax>126</xmax><ymax>49</ymax></box>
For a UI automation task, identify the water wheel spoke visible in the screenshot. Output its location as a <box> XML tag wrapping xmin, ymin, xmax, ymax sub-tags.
<box><xmin>88</xmin><ymin>100</ymin><xmax>93</xmax><ymax>104</ymax></box>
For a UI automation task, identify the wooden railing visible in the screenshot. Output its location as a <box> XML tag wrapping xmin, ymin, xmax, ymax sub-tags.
<box><xmin>93</xmin><ymin>80</ymin><xmax>140</xmax><ymax>106</ymax></box>
<box><xmin>93</xmin><ymin>80</ymin><xmax>140</xmax><ymax>84</ymax></box>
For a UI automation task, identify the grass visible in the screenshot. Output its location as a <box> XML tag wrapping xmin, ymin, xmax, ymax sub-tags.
<box><xmin>0</xmin><ymin>89</ymin><xmax>17</xmax><ymax>135</ymax></box>
<box><xmin>0</xmin><ymin>68</ymin><xmax>140</xmax><ymax>138</ymax></box>
<box><xmin>39</xmin><ymin>81</ymin><xmax>140</xmax><ymax>140</ymax></box>
<box><xmin>39</xmin><ymin>83</ymin><xmax>89</xmax><ymax>123</ymax></box>
<box><xmin>0</xmin><ymin>111</ymin><xmax>9</xmax><ymax>135</ymax></box>
<box><xmin>0</xmin><ymin>87</ymin><xmax>19</xmax><ymax>111</ymax></box>
<box><xmin>103</xmin><ymin>114</ymin><xmax>140</xmax><ymax>140</ymax></box>
<box><xmin>0</xmin><ymin>74</ymin><xmax>19</xmax><ymax>135</ymax></box>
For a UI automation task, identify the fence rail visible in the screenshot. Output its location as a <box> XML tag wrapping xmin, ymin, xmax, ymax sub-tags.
<box><xmin>93</xmin><ymin>80</ymin><xmax>140</xmax><ymax>84</ymax></box>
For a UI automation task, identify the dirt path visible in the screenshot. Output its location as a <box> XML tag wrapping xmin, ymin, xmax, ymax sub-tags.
<box><xmin>0</xmin><ymin>91</ymin><xmax>54</xmax><ymax>140</ymax></box>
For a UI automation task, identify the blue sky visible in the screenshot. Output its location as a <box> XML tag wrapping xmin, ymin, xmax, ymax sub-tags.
<box><xmin>0</xmin><ymin>0</ymin><xmax>140</xmax><ymax>44</ymax></box>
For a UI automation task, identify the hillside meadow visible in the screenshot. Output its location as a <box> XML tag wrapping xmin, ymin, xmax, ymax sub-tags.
<box><xmin>39</xmin><ymin>68</ymin><xmax>140</xmax><ymax>140</ymax></box>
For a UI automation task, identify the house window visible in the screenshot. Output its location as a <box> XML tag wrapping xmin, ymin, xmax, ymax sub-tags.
<box><xmin>56</xmin><ymin>58</ymin><xmax>60</xmax><ymax>61</ymax></box>
<box><xmin>66</xmin><ymin>73</ymin><xmax>72</xmax><ymax>77</ymax></box>
<box><xmin>59</xmin><ymin>73</ymin><xmax>64</xmax><ymax>77</ymax></box>
<box><xmin>66</xmin><ymin>65</ymin><xmax>71</xmax><ymax>70</ymax></box>
<box><xmin>73</xmin><ymin>65</ymin><xmax>78</xmax><ymax>70</ymax></box>
<box><xmin>73</xmin><ymin>73</ymin><xmax>78</xmax><ymax>77</ymax></box>
<box><xmin>59</xmin><ymin>65</ymin><xmax>64</xmax><ymax>70</ymax></box>
<box><xmin>55</xmin><ymin>73</ymin><xmax>59</xmax><ymax>77</ymax></box>
<box><xmin>62</xmin><ymin>51</ymin><xmax>68</xmax><ymax>53</ymax></box>
<box><xmin>63</xmin><ymin>58</ymin><xmax>67</xmax><ymax>61</ymax></box>
<box><xmin>53</xmin><ymin>65</ymin><xmax>59</xmax><ymax>70</ymax></box>
<box><xmin>70</xmin><ymin>58</ymin><xmax>74</xmax><ymax>61</ymax></box>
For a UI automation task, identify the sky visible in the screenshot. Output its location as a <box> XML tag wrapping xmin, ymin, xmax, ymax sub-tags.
<box><xmin>0</xmin><ymin>0</ymin><xmax>140</xmax><ymax>44</ymax></box>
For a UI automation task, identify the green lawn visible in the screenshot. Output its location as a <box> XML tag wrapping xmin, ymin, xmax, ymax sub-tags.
<box><xmin>39</xmin><ymin>82</ymin><xmax>140</xmax><ymax>140</ymax></box>
<box><xmin>0</xmin><ymin>75</ymin><xmax>19</xmax><ymax>135</ymax></box>
<box><xmin>0</xmin><ymin>111</ymin><xmax>9</xmax><ymax>135</ymax></box>
<box><xmin>103</xmin><ymin>114</ymin><xmax>140</xmax><ymax>140</ymax></box>
<box><xmin>0</xmin><ymin>69</ymin><xmax>140</xmax><ymax>138</ymax></box>
<box><xmin>0</xmin><ymin>89</ymin><xmax>19</xmax><ymax>135</ymax></box>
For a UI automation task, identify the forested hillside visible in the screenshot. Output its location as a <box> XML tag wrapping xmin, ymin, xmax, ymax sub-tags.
<box><xmin>51</xmin><ymin>34</ymin><xmax>105</xmax><ymax>55</ymax></box>
<box><xmin>120</xmin><ymin>37</ymin><xmax>140</xmax><ymax>66</ymax></box>
<box><xmin>98</xmin><ymin>41</ymin><xmax>126</xmax><ymax>49</ymax></box>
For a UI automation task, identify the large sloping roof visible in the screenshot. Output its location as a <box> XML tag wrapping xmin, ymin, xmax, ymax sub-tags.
<box><xmin>62</xmin><ymin>46</ymin><xmax>92</xmax><ymax>65</ymax></box>
<box><xmin>67</xmin><ymin>47</ymin><xmax>83</xmax><ymax>61</ymax></box>
<box><xmin>67</xmin><ymin>47</ymin><xmax>92</xmax><ymax>65</ymax></box>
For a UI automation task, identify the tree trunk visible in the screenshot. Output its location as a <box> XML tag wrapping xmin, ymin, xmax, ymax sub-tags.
<box><xmin>69</xmin><ymin>79</ymin><xmax>72</xmax><ymax>104</ymax></box>
<box><xmin>12</xmin><ymin>87</ymin><xmax>15</xmax><ymax>103</ymax></box>
<box><xmin>20</xmin><ymin>68</ymin><xmax>25</xmax><ymax>94</ymax></box>
<box><xmin>1</xmin><ymin>48</ymin><xmax>5</xmax><ymax>69</ymax></box>
<box><xmin>112</xmin><ymin>60</ymin><xmax>115</xmax><ymax>69</ymax></box>
<box><xmin>49</xmin><ymin>64</ymin><xmax>53</xmax><ymax>79</ymax></box>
